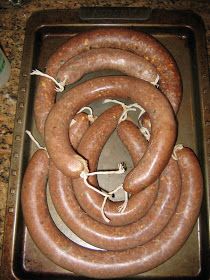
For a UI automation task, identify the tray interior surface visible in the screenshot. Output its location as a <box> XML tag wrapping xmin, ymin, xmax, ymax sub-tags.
<box><xmin>3</xmin><ymin>11</ymin><xmax>209</xmax><ymax>280</ymax></box>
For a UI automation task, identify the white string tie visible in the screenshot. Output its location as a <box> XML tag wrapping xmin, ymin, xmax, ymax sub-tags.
<box><xmin>101</xmin><ymin>196</ymin><xmax>110</xmax><ymax>222</ymax></box>
<box><xmin>118</xmin><ymin>191</ymin><xmax>129</xmax><ymax>213</ymax></box>
<box><xmin>138</xmin><ymin>113</ymin><xmax>151</xmax><ymax>141</ymax></box>
<box><xmin>80</xmin><ymin>163</ymin><xmax>125</xmax><ymax>197</ymax></box>
<box><xmin>101</xmin><ymin>184</ymin><xmax>127</xmax><ymax>222</ymax></box>
<box><xmin>78</xmin><ymin>106</ymin><xmax>93</xmax><ymax>115</ymax></box>
<box><xmin>172</xmin><ymin>144</ymin><xmax>184</xmax><ymax>160</ymax></box>
<box><xmin>140</xmin><ymin>126</ymin><xmax>151</xmax><ymax>141</ymax></box>
<box><xmin>103</xmin><ymin>99</ymin><xmax>145</xmax><ymax>124</ymax></box>
<box><xmin>30</xmin><ymin>69</ymin><xmax>66</xmax><ymax>92</ymax></box>
<box><xmin>70</xmin><ymin>106</ymin><xmax>97</xmax><ymax>126</ymax></box>
<box><xmin>25</xmin><ymin>130</ymin><xmax>48</xmax><ymax>154</ymax></box>
<box><xmin>83</xmin><ymin>163</ymin><xmax>125</xmax><ymax>177</ymax></box>
<box><xmin>119</xmin><ymin>107</ymin><xmax>137</xmax><ymax>123</ymax></box>
<box><xmin>70</xmin><ymin>119</ymin><xmax>77</xmax><ymax>127</ymax></box>
<box><xmin>87</xmin><ymin>114</ymin><xmax>97</xmax><ymax>123</ymax></box>
<box><xmin>151</xmin><ymin>74</ymin><xmax>160</xmax><ymax>87</ymax></box>
<box><xmin>80</xmin><ymin>163</ymin><xmax>128</xmax><ymax>223</ymax></box>
<box><xmin>77</xmin><ymin>106</ymin><xmax>97</xmax><ymax>123</ymax></box>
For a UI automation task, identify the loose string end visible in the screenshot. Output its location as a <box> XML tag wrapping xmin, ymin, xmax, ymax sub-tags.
<box><xmin>118</xmin><ymin>191</ymin><xmax>129</xmax><ymax>213</ymax></box>
<box><xmin>140</xmin><ymin>126</ymin><xmax>151</xmax><ymax>141</ymax></box>
<box><xmin>151</xmin><ymin>74</ymin><xmax>160</xmax><ymax>87</ymax></box>
<box><xmin>103</xmin><ymin>99</ymin><xmax>146</xmax><ymax>124</ymax></box>
<box><xmin>30</xmin><ymin>69</ymin><xmax>45</xmax><ymax>77</ymax></box>
<box><xmin>80</xmin><ymin>167</ymin><xmax>128</xmax><ymax>222</ymax></box>
<box><xmin>117</xmin><ymin>163</ymin><xmax>126</xmax><ymax>174</ymax></box>
<box><xmin>25</xmin><ymin>130</ymin><xmax>48</xmax><ymax>153</ymax></box>
<box><xmin>86</xmin><ymin>162</ymin><xmax>126</xmax><ymax>177</ymax></box>
<box><xmin>172</xmin><ymin>144</ymin><xmax>184</xmax><ymax>160</ymax></box>
<box><xmin>77</xmin><ymin>106</ymin><xmax>96</xmax><ymax>123</ymax></box>
<box><xmin>30</xmin><ymin>69</ymin><xmax>65</xmax><ymax>92</ymax></box>
<box><xmin>101</xmin><ymin>197</ymin><xmax>110</xmax><ymax>223</ymax></box>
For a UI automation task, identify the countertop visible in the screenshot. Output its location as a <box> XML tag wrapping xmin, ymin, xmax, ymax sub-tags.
<box><xmin>0</xmin><ymin>0</ymin><xmax>210</xmax><ymax>265</ymax></box>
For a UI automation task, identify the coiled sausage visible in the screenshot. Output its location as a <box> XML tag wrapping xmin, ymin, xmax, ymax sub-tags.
<box><xmin>56</xmin><ymin>48</ymin><xmax>159</xmax><ymax>85</ymax></box>
<box><xmin>34</xmin><ymin>27</ymin><xmax>182</xmax><ymax>137</ymax></box>
<box><xmin>49</xmin><ymin>137</ymin><xmax>180</xmax><ymax>250</ymax></box>
<box><xmin>73</xmin><ymin>112</ymin><xmax>159</xmax><ymax>226</ymax></box>
<box><xmin>21</xmin><ymin>147</ymin><xmax>202</xmax><ymax>278</ymax></box>
<box><xmin>45</xmin><ymin>76</ymin><xmax>177</xmax><ymax>192</ymax></box>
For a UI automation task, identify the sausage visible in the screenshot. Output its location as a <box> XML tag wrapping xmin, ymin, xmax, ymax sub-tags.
<box><xmin>56</xmin><ymin>48</ymin><xmax>159</xmax><ymax>85</ymax></box>
<box><xmin>139</xmin><ymin>111</ymin><xmax>151</xmax><ymax>134</ymax></box>
<box><xmin>117</xmin><ymin>120</ymin><xmax>149</xmax><ymax>163</ymax></box>
<box><xmin>57</xmin><ymin>47</ymin><xmax>159</xmax><ymax>136</ymax></box>
<box><xmin>49</xmin><ymin>147</ymin><xmax>181</xmax><ymax>251</ymax></box>
<box><xmin>56</xmin><ymin>48</ymin><xmax>159</xmax><ymax>136</ymax></box>
<box><xmin>44</xmin><ymin>76</ymin><xmax>177</xmax><ymax>192</ymax></box>
<box><xmin>73</xmin><ymin>114</ymin><xmax>159</xmax><ymax>226</ymax></box>
<box><xmin>34</xmin><ymin>27</ymin><xmax>182</xmax><ymax>137</ymax></box>
<box><xmin>76</xmin><ymin>105</ymin><xmax>123</xmax><ymax>187</ymax></box>
<box><xmin>68</xmin><ymin>112</ymin><xmax>90</xmax><ymax>148</ymax></box>
<box><xmin>21</xmin><ymin>148</ymin><xmax>202</xmax><ymax>278</ymax></box>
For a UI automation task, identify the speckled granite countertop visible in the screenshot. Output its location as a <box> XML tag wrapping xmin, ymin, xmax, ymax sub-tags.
<box><xmin>0</xmin><ymin>0</ymin><xmax>210</xmax><ymax>264</ymax></box>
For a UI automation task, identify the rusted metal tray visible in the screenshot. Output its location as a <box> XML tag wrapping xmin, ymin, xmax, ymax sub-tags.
<box><xmin>1</xmin><ymin>7</ymin><xmax>210</xmax><ymax>280</ymax></box>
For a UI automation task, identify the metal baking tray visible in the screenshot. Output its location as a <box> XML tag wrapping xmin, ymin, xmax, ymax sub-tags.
<box><xmin>1</xmin><ymin>7</ymin><xmax>210</xmax><ymax>280</ymax></box>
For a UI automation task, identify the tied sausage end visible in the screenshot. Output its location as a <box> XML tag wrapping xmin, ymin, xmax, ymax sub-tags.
<box><xmin>71</xmin><ymin>155</ymin><xmax>89</xmax><ymax>178</ymax></box>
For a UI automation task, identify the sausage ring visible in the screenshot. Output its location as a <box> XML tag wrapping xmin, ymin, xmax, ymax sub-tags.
<box><xmin>49</xmin><ymin>117</ymin><xmax>181</xmax><ymax>250</ymax></box>
<box><xmin>56</xmin><ymin>48</ymin><xmax>159</xmax><ymax>85</ymax></box>
<box><xmin>34</xmin><ymin>27</ymin><xmax>182</xmax><ymax>137</ymax></box>
<box><xmin>72</xmin><ymin>107</ymin><xmax>159</xmax><ymax>226</ymax></box>
<box><xmin>44</xmin><ymin>76</ymin><xmax>177</xmax><ymax>193</ymax></box>
<box><xmin>21</xmin><ymin>147</ymin><xmax>202</xmax><ymax>278</ymax></box>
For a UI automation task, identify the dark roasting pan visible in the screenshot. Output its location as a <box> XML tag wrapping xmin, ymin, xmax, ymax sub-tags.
<box><xmin>1</xmin><ymin>7</ymin><xmax>210</xmax><ymax>280</ymax></box>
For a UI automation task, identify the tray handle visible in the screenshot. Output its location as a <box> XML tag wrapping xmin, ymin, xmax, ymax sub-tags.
<box><xmin>79</xmin><ymin>7</ymin><xmax>151</xmax><ymax>21</ymax></box>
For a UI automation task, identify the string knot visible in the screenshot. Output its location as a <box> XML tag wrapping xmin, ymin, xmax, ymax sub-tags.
<box><xmin>103</xmin><ymin>99</ymin><xmax>145</xmax><ymax>124</ymax></box>
<box><xmin>172</xmin><ymin>144</ymin><xmax>184</xmax><ymax>160</ymax></box>
<box><xmin>151</xmin><ymin>74</ymin><xmax>160</xmax><ymax>87</ymax></box>
<box><xmin>79</xmin><ymin>163</ymin><xmax>128</xmax><ymax>223</ymax></box>
<box><xmin>25</xmin><ymin>130</ymin><xmax>49</xmax><ymax>157</ymax></box>
<box><xmin>80</xmin><ymin>170</ymin><xmax>88</xmax><ymax>181</ymax></box>
<box><xmin>30</xmin><ymin>69</ymin><xmax>66</xmax><ymax>92</ymax></box>
<box><xmin>77</xmin><ymin>106</ymin><xmax>97</xmax><ymax>123</ymax></box>
<box><xmin>140</xmin><ymin>126</ymin><xmax>151</xmax><ymax>141</ymax></box>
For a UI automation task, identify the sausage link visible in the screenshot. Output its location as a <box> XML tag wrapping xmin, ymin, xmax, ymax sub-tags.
<box><xmin>34</xmin><ymin>27</ymin><xmax>182</xmax><ymax>137</ymax></box>
<box><xmin>21</xmin><ymin>148</ymin><xmax>202</xmax><ymax>278</ymax></box>
<box><xmin>117</xmin><ymin>120</ymin><xmax>149</xmax><ymax>163</ymax></box>
<box><xmin>69</xmin><ymin>112</ymin><xmax>90</xmax><ymax>148</ymax></box>
<box><xmin>73</xmin><ymin>117</ymin><xmax>158</xmax><ymax>226</ymax></box>
<box><xmin>57</xmin><ymin>48</ymin><xmax>158</xmax><ymax>85</ymax></box>
<box><xmin>139</xmin><ymin>112</ymin><xmax>151</xmax><ymax>133</ymax></box>
<box><xmin>45</xmin><ymin>76</ymin><xmax>177</xmax><ymax>191</ymax></box>
<box><xmin>76</xmin><ymin>105</ymin><xmax>123</xmax><ymax>187</ymax></box>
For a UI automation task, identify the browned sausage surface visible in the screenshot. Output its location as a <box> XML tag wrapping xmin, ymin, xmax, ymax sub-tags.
<box><xmin>21</xmin><ymin>147</ymin><xmax>202</xmax><ymax>278</ymax></box>
<box><xmin>68</xmin><ymin>112</ymin><xmax>90</xmax><ymax>148</ymax></box>
<box><xmin>73</xmin><ymin>115</ymin><xmax>159</xmax><ymax>226</ymax></box>
<box><xmin>34</xmin><ymin>27</ymin><xmax>182</xmax><ymax>136</ymax></box>
<box><xmin>56</xmin><ymin>48</ymin><xmax>159</xmax><ymax>85</ymax></box>
<box><xmin>45</xmin><ymin>76</ymin><xmax>177</xmax><ymax>192</ymax></box>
